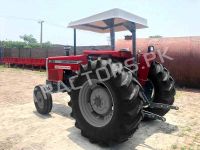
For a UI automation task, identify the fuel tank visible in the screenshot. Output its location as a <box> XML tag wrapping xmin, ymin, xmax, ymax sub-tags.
<box><xmin>116</xmin><ymin>36</ymin><xmax>200</xmax><ymax>88</ymax></box>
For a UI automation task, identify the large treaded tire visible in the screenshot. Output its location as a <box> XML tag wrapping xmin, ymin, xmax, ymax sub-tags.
<box><xmin>70</xmin><ymin>59</ymin><xmax>143</xmax><ymax>145</ymax></box>
<box><xmin>144</xmin><ymin>61</ymin><xmax>176</xmax><ymax>117</ymax></box>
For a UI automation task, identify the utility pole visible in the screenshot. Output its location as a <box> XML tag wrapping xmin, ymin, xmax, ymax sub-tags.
<box><xmin>38</xmin><ymin>20</ymin><xmax>44</xmax><ymax>47</ymax></box>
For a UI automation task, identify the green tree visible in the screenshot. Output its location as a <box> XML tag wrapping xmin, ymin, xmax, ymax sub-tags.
<box><xmin>1</xmin><ymin>34</ymin><xmax>52</xmax><ymax>49</ymax></box>
<box><xmin>20</xmin><ymin>34</ymin><xmax>37</xmax><ymax>44</ymax></box>
<box><xmin>1</xmin><ymin>41</ymin><xmax>26</xmax><ymax>49</ymax></box>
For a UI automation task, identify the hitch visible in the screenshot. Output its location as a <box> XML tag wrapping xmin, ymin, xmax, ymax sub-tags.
<box><xmin>138</xmin><ymin>88</ymin><xmax>179</xmax><ymax>121</ymax></box>
<box><xmin>142</xmin><ymin>101</ymin><xmax>179</xmax><ymax>121</ymax></box>
<box><xmin>143</xmin><ymin>110</ymin><xmax>166</xmax><ymax>122</ymax></box>
<box><xmin>149</xmin><ymin>102</ymin><xmax>179</xmax><ymax>110</ymax></box>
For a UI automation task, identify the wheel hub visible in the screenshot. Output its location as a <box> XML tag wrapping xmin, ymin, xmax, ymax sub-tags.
<box><xmin>78</xmin><ymin>79</ymin><xmax>114</xmax><ymax>127</ymax></box>
<box><xmin>35</xmin><ymin>91</ymin><xmax>44</xmax><ymax>109</ymax></box>
<box><xmin>90</xmin><ymin>87</ymin><xmax>112</xmax><ymax>116</ymax></box>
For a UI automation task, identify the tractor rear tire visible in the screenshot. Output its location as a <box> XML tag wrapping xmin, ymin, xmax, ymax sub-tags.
<box><xmin>33</xmin><ymin>85</ymin><xmax>52</xmax><ymax>115</ymax></box>
<box><xmin>70</xmin><ymin>59</ymin><xmax>143</xmax><ymax>145</ymax></box>
<box><xmin>144</xmin><ymin>61</ymin><xmax>176</xmax><ymax>118</ymax></box>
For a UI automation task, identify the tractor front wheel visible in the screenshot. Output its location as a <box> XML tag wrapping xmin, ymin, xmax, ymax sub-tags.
<box><xmin>33</xmin><ymin>85</ymin><xmax>52</xmax><ymax>115</ymax></box>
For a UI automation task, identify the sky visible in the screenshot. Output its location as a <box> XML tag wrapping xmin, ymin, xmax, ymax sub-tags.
<box><xmin>0</xmin><ymin>0</ymin><xmax>199</xmax><ymax>46</ymax></box>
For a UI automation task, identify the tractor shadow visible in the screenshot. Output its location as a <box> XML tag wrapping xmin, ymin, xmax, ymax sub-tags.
<box><xmin>112</xmin><ymin>121</ymin><xmax>178</xmax><ymax>150</ymax></box>
<box><xmin>33</xmin><ymin>103</ymin><xmax>72</xmax><ymax>119</ymax></box>
<box><xmin>67</xmin><ymin>120</ymin><xmax>178</xmax><ymax>150</ymax></box>
<box><xmin>33</xmin><ymin>111</ymin><xmax>52</xmax><ymax>119</ymax></box>
<box><xmin>33</xmin><ymin>103</ymin><xmax>178</xmax><ymax>149</ymax></box>
<box><xmin>51</xmin><ymin>103</ymin><xmax>72</xmax><ymax>118</ymax></box>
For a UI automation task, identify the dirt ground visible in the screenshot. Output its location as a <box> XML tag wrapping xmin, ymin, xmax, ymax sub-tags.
<box><xmin>0</xmin><ymin>66</ymin><xmax>200</xmax><ymax>150</ymax></box>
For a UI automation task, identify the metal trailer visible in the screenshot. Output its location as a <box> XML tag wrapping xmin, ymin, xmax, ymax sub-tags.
<box><xmin>0</xmin><ymin>47</ymin><xmax>2</xmax><ymax>64</ymax></box>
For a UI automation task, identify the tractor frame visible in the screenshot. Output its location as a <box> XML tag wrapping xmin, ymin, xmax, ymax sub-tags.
<box><xmin>45</xmin><ymin>8</ymin><xmax>178</xmax><ymax>120</ymax></box>
<box><xmin>33</xmin><ymin>8</ymin><xmax>178</xmax><ymax>145</ymax></box>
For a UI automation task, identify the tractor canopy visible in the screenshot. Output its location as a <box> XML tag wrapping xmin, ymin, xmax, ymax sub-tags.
<box><xmin>68</xmin><ymin>8</ymin><xmax>148</xmax><ymax>33</ymax></box>
<box><xmin>67</xmin><ymin>8</ymin><xmax>148</xmax><ymax>56</ymax></box>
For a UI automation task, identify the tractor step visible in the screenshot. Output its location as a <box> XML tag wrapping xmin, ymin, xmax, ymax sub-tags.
<box><xmin>149</xmin><ymin>102</ymin><xmax>179</xmax><ymax>110</ymax></box>
<box><xmin>143</xmin><ymin>110</ymin><xmax>166</xmax><ymax>122</ymax></box>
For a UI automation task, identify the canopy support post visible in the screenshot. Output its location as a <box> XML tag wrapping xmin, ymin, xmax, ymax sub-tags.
<box><xmin>123</xmin><ymin>22</ymin><xmax>137</xmax><ymax>63</ymax></box>
<box><xmin>74</xmin><ymin>29</ymin><xmax>77</xmax><ymax>56</ymax></box>
<box><xmin>104</xmin><ymin>19</ymin><xmax>115</xmax><ymax>50</ymax></box>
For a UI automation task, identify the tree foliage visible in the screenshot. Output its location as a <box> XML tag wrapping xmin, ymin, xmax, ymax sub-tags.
<box><xmin>0</xmin><ymin>34</ymin><xmax>52</xmax><ymax>49</ymax></box>
<box><xmin>0</xmin><ymin>41</ymin><xmax>52</xmax><ymax>49</ymax></box>
<box><xmin>1</xmin><ymin>41</ymin><xmax>26</xmax><ymax>49</ymax></box>
<box><xmin>20</xmin><ymin>34</ymin><xmax>37</xmax><ymax>44</ymax></box>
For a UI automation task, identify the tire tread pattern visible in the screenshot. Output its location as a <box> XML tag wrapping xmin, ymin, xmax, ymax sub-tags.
<box><xmin>71</xmin><ymin>59</ymin><xmax>143</xmax><ymax>145</ymax></box>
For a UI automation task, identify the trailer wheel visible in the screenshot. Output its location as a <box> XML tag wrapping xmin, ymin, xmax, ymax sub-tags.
<box><xmin>71</xmin><ymin>59</ymin><xmax>143</xmax><ymax>144</ymax></box>
<box><xmin>33</xmin><ymin>85</ymin><xmax>52</xmax><ymax>115</ymax></box>
<box><xmin>144</xmin><ymin>61</ymin><xmax>176</xmax><ymax>118</ymax></box>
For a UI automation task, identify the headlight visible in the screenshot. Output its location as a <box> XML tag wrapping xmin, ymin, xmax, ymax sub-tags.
<box><xmin>148</xmin><ymin>46</ymin><xmax>155</xmax><ymax>53</ymax></box>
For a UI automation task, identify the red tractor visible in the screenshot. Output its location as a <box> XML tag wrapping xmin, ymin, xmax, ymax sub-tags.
<box><xmin>33</xmin><ymin>9</ymin><xmax>178</xmax><ymax>145</ymax></box>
